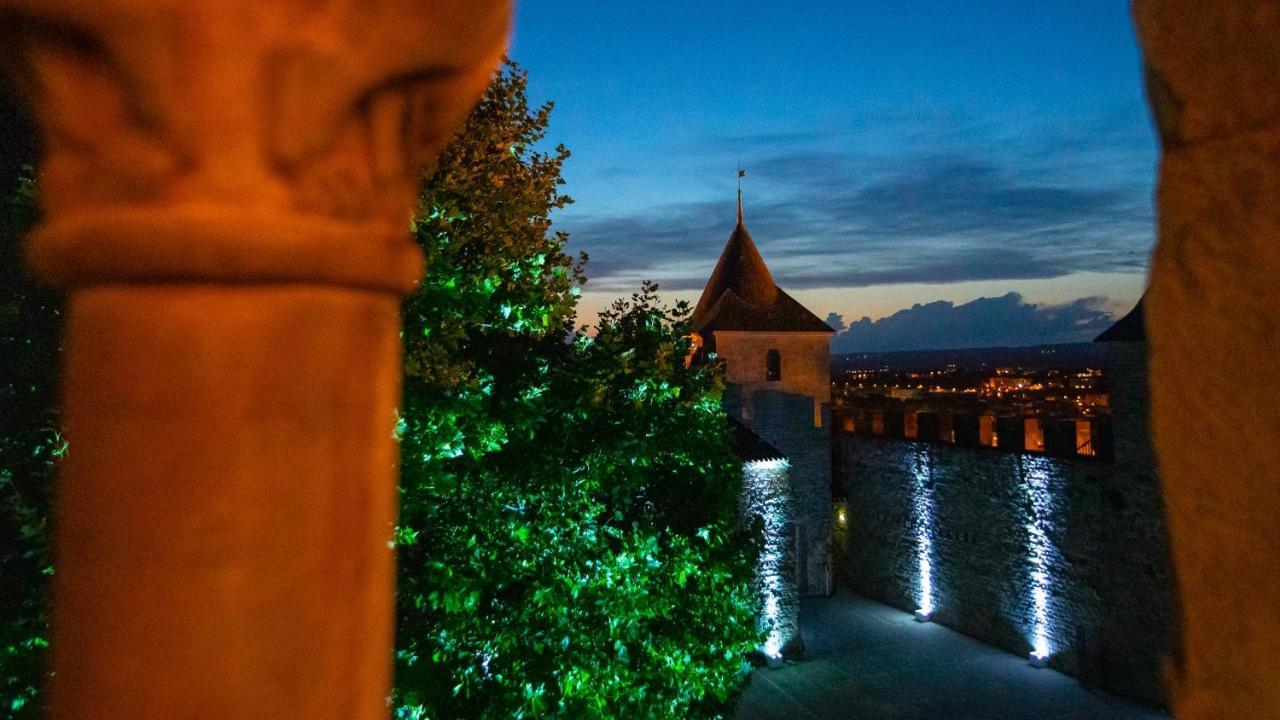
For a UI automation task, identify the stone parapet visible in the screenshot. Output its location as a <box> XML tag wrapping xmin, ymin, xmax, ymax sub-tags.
<box><xmin>836</xmin><ymin>435</ymin><xmax>1174</xmax><ymax>707</ymax></box>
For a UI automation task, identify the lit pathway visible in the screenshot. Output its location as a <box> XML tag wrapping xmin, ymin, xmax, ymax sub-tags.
<box><xmin>735</xmin><ymin>590</ymin><xmax>1169</xmax><ymax>720</ymax></box>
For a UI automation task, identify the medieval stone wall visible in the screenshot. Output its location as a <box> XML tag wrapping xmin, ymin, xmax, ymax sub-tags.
<box><xmin>728</xmin><ymin>387</ymin><xmax>832</xmax><ymax>597</ymax></box>
<box><xmin>835</xmin><ymin>425</ymin><xmax>1173</xmax><ymax>706</ymax></box>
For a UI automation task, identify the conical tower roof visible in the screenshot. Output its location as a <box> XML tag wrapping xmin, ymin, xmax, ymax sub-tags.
<box><xmin>693</xmin><ymin>198</ymin><xmax>778</xmax><ymax>319</ymax></box>
<box><xmin>691</xmin><ymin>192</ymin><xmax>833</xmax><ymax>334</ymax></box>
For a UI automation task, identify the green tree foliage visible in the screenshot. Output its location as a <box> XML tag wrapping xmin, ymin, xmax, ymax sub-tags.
<box><xmin>0</xmin><ymin>168</ymin><xmax>59</xmax><ymax>719</ymax></box>
<box><xmin>395</xmin><ymin>63</ymin><xmax>759</xmax><ymax>719</ymax></box>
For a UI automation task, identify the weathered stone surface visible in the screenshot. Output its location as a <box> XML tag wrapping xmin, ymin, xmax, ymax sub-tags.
<box><xmin>1133</xmin><ymin>1</ymin><xmax>1280</xmax><ymax>147</ymax></box>
<box><xmin>0</xmin><ymin>1</ymin><xmax>509</xmax><ymax>717</ymax></box>
<box><xmin>1134</xmin><ymin>2</ymin><xmax>1280</xmax><ymax>716</ymax></box>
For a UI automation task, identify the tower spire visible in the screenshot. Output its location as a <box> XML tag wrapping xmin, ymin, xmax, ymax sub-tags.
<box><xmin>737</xmin><ymin>167</ymin><xmax>746</xmax><ymax>224</ymax></box>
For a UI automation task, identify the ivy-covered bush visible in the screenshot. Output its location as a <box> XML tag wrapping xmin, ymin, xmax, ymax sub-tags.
<box><xmin>394</xmin><ymin>64</ymin><xmax>760</xmax><ymax>718</ymax></box>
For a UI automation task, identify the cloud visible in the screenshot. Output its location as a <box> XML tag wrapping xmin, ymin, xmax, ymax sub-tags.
<box><xmin>825</xmin><ymin>312</ymin><xmax>847</xmax><ymax>333</ymax></box>
<box><xmin>562</xmin><ymin>116</ymin><xmax>1155</xmax><ymax>295</ymax></box>
<box><xmin>841</xmin><ymin>157</ymin><xmax>1128</xmax><ymax>236</ymax></box>
<box><xmin>830</xmin><ymin>293</ymin><xmax>1117</xmax><ymax>353</ymax></box>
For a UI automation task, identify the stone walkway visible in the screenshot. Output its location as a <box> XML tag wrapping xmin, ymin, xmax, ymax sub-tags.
<box><xmin>736</xmin><ymin>590</ymin><xmax>1169</xmax><ymax>720</ymax></box>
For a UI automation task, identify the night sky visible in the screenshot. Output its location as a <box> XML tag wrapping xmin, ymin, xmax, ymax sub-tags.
<box><xmin>510</xmin><ymin>1</ymin><xmax>1157</xmax><ymax>351</ymax></box>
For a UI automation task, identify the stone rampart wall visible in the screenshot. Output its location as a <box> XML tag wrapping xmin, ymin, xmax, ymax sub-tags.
<box><xmin>835</xmin><ymin>433</ymin><xmax>1173</xmax><ymax>706</ymax></box>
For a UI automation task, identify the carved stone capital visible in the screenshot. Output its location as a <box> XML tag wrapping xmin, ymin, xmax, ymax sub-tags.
<box><xmin>0</xmin><ymin>0</ymin><xmax>510</xmax><ymax>292</ymax></box>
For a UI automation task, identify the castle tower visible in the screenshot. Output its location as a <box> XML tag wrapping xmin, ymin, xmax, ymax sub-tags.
<box><xmin>694</xmin><ymin>191</ymin><xmax>835</xmax><ymax>595</ymax></box>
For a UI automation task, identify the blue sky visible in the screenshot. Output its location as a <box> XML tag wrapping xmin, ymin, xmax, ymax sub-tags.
<box><xmin>510</xmin><ymin>1</ymin><xmax>1157</xmax><ymax>350</ymax></box>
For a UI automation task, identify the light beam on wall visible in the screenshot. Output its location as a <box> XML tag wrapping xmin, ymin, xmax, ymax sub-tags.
<box><xmin>742</xmin><ymin>457</ymin><xmax>798</xmax><ymax>664</ymax></box>
<box><xmin>913</xmin><ymin>450</ymin><xmax>935</xmax><ymax>622</ymax></box>
<box><xmin>1025</xmin><ymin>458</ymin><xmax>1055</xmax><ymax>666</ymax></box>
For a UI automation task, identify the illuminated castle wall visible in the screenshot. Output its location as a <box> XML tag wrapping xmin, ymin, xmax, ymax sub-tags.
<box><xmin>834</xmin><ymin>322</ymin><xmax>1173</xmax><ymax>706</ymax></box>
<box><xmin>739</xmin><ymin>455</ymin><xmax>801</xmax><ymax>662</ymax></box>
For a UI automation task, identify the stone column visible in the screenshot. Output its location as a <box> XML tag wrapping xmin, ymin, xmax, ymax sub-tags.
<box><xmin>0</xmin><ymin>2</ymin><xmax>508</xmax><ymax>717</ymax></box>
<box><xmin>1133</xmin><ymin>3</ymin><xmax>1280</xmax><ymax>717</ymax></box>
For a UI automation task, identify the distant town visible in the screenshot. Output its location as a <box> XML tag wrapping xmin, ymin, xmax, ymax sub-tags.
<box><xmin>830</xmin><ymin>343</ymin><xmax>1112</xmax><ymax>460</ymax></box>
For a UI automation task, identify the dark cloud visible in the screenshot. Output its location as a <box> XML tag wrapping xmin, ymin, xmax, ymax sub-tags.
<box><xmin>830</xmin><ymin>293</ymin><xmax>1116</xmax><ymax>353</ymax></box>
<box><xmin>565</xmin><ymin>153</ymin><xmax>1157</xmax><ymax>292</ymax></box>
<box><xmin>564</xmin><ymin>130</ymin><xmax>1155</xmax><ymax>294</ymax></box>
<box><xmin>842</xmin><ymin>157</ymin><xmax>1129</xmax><ymax>235</ymax></box>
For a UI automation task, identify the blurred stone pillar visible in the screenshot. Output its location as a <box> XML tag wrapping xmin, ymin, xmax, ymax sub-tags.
<box><xmin>0</xmin><ymin>2</ymin><xmax>508</xmax><ymax>717</ymax></box>
<box><xmin>1133</xmin><ymin>2</ymin><xmax>1280</xmax><ymax>717</ymax></box>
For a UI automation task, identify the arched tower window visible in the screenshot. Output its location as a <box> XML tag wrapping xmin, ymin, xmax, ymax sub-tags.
<box><xmin>766</xmin><ymin>349</ymin><xmax>781</xmax><ymax>381</ymax></box>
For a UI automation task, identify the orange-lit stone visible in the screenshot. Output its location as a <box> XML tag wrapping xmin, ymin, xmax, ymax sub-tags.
<box><xmin>0</xmin><ymin>1</ymin><xmax>509</xmax><ymax>717</ymax></box>
<box><xmin>58</xmin><ymin>286</ymin><xmax>402</xmax><ymax>719</ymax></box>
<box><xmin>1024</xmin><ymin>417</ymin><xmax>1045</xmax><ymax>453</ymax></box>
<box><xmin>1135</xmin><ymin>1</ymin><xmax>1280</xmax><ymax>717</ymax></box>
